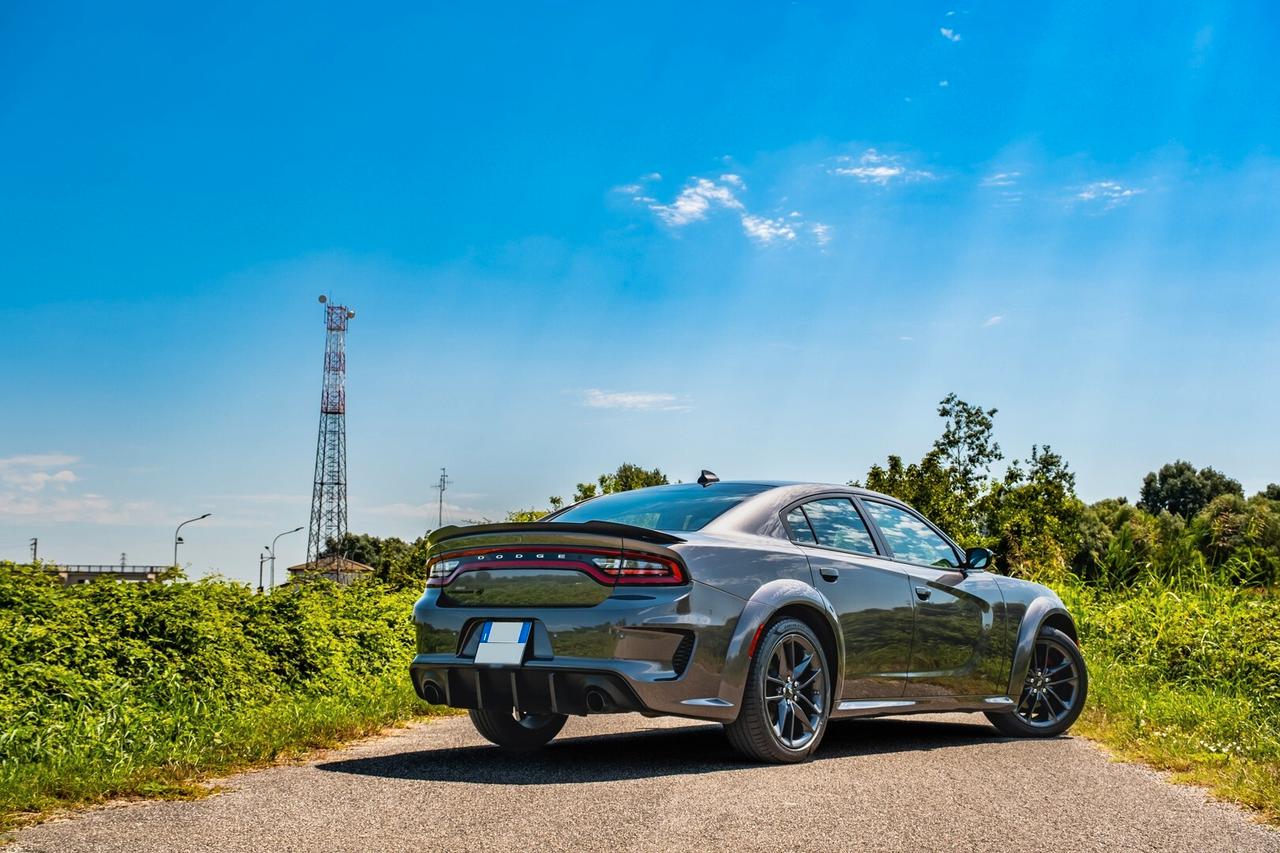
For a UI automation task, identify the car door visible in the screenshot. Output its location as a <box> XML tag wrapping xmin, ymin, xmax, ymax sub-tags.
<box><xmin>782</xmin><ymin>496</ymin><xmax>916</xmax><ymax>700</ymax></box>
<box><xmin>858</xmin><ymin>498</ymin><xmax>1007</xmax><ymax>698</ymax></box>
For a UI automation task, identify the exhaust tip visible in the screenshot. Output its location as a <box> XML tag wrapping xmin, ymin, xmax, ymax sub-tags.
<box><xmin>421</xmin><ymin>680</ymin><xmax>445</xmax><ymax>705</ymax></box>
<box><xmin>585</xmin><ymin>689</ymin><xmax>608</xmax><ymax>713</ymax></box>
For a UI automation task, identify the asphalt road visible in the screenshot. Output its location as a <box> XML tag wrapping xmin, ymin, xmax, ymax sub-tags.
<box><xmin>11</xmin><ymin>712</ymin><xmax>1280</xmax><ymax>852</ymax></box>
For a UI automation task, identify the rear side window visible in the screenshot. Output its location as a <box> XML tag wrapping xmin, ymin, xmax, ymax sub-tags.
<box><xmin>791</xmin><ymin>498</ymin><xmax>877</xmax><ymax>556</ymax></box>
<box><xmin>862</xmin><ymin>500</ymin><xmax>961</xmax><ymax>568</ymax></box>
<box><xmin>784</xmin><ymin>507</ymin><xmax>817</xmax><ymax>543</ymax></box>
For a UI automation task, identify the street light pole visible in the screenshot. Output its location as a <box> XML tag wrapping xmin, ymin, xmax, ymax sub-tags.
<box><xmin>269</xmin><ymin>526</ymin><xmax>304</xmax><ymax>590</ymax></box>
<box><xmin>173</xmin><ymin>513</ymin><xmax>212</xmax><ymax>568</ymax></box>
<box><xmin>258</xmin><ymin>552</ymin><xmax>266</xmax><ymax>594</ymax></box>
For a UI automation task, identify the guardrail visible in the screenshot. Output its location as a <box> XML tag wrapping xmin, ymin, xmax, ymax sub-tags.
<box><xmin>52</xmin><ymin>564</ymin><xmax>170</xmax><ymax>574</ymax></box>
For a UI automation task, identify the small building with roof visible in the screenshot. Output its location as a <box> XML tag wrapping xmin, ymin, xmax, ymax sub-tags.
<box><xmin>286</xmin><ymin>554</ymin><xmax>374</xmax><ymax>585</ymax></box>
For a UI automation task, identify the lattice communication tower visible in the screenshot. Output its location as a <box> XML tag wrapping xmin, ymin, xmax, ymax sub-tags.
<box><xmin>306</xmin><ymin>295</ymin><xmax>355</xmax><ymax>566</ymax></box>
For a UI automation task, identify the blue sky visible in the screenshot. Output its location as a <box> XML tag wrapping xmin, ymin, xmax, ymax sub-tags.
<box><xmin>3</xmin><ymin>2</ymin><xmax>1279</xmax><ymax>584</ymax></box>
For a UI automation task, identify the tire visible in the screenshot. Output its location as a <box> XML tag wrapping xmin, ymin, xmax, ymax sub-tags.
<box><xmin>469</xmin><ymin>708</ymin><xmax>568</xmax><ymax>751</ymax></box>
<box><xmin>986</xmin><ymin>626</ymin><xmax>1088</xmax><ymax>738</ymax></box>
<box><xmin>725</xmin><ymin>617</ymin><xmax>831</xmax><ymax>763</ymax></box>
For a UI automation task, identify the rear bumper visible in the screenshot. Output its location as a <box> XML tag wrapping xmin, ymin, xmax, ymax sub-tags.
<box><xmin>410</xmin><ymin>661</ymin><xmax>648</xmax><ymax>716</ymax></box>
<box><xmin>409</xmin><ymin>580</ymin><xmax>747</xmax><ymax>722</ymax></box>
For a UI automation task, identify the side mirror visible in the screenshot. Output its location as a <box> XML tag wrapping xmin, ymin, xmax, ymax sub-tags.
<box><xmin>964</xmin><ymin>547</ymin><xmax>994</xmax><ymax>571</ymax></box>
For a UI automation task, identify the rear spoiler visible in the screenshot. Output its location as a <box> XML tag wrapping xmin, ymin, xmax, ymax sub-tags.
<box><xmin>427</xmin><ymin>520</ymin><xmax>686</xmax><ymax>547</ymax></box>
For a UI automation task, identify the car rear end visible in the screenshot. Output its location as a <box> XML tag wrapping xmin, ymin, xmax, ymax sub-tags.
<box><xmin>410</xmin><ymin>485</ymin><xmax>777</xmax><ymax>722</ymax></box>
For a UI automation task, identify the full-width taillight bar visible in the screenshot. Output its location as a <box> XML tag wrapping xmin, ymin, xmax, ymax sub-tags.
<box><xmin>425</xmin><ymin>547</ymin><xmax>686</xmax><ymax>587</ymax></box>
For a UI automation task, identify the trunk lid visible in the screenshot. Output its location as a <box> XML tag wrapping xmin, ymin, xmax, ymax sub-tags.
<box><xmin>426</xmin><ymin>521</ymin><xmax>686</xmax><ymax>607</ymax></box>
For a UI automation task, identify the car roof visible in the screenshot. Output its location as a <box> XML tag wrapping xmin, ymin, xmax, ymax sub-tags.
<box><xmin>677</xmin><ymin>479</ymin><xmax>901</xmax><ymax>503</ymax></box>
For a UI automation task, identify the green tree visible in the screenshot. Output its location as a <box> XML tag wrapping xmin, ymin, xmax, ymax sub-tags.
<box><xmin>510</xmin><ymin>465</ymin><xmax>667</xmax><ymax>521</ymax></box>
<box><xmin>598</xmin><ymin>462</ymin><xmax>669</xmax><ymax>494</ymax></box>
<box><xmin>935</xmin><ymin>393</ymin><xmax>1002</xmax><ymax>499</ymax></box>
<box><xmin>1259</xmin><ymin>483</ymin><xmax>1280</xmax><ymax>502</ymax></box>
<box><xmin>861</xmin><ymin>394</ymin><xmax>1001</xmax><ymax>542</ymax></box>
<box><xmin>321</xmin><ymin>533</ymin><xmax>426</xmax><ymax>587</ymax></box>
<box><xmin>983</xmin><ymin>445</ymin><xmax>1081</xmax><ymax>579</ymax></box>
<box><xmin>565</xmin><ymin>462</ymin><xmax>668</xmax><ymax>506</ymax></box>
<box><xmin>1189</xmin><ymin>493</ymin><xmax>1280</xmax><ymax>586</ymax></box>
<box><xmin>1138</xmin><ymin>460</ymin><xmax>1243</xmax><ymax>519</ymax></box>
<box><xmin>505</xmin><ymin>508</ymin><xmax>551</xmax><ymax>523</ymax></box>
<box><xmin>864</xmin><ymin>451</ymin><xmax>975</xmax><ymax>540</ymax></box>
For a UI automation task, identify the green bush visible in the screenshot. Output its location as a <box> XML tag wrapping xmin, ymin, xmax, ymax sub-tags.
<box><xmin>0</xmin><ymin>564</ymin><xmax>433</xmax><ymax>828</ymax></box>
<box><xmin>1061</xmin><ymin>579</ymin><xmax>1280</xmax><ymax>819</ymax></box>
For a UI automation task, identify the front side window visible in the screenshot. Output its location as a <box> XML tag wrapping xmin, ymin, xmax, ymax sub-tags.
<box><xmin>862</xmin><ymin>500</ymin><xmax>961</xmax><ymax>568</ymax></box>
<box><xmin>794</xmin><ymin>498</ymin><xmax>877</xmax><ymax>556</ymax></box>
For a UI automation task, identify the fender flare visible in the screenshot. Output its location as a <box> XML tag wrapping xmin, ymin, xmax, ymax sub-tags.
<box><xmin>1007</xmin><ymin>597</ymin><xmax>1077</xmax><ymax>697</ymax></box>
<box><xmin>718</xmin><ymin>579</ymin><xmax>845</xmax><ymax>715</ymax></box>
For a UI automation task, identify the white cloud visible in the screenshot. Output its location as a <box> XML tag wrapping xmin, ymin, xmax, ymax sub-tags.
<box><xmin>581</xmin><ymin>389</ymin><xmax>691</xmax><ymax>412</ymax></box>
<box><xmin>0</xmin><ymin>452</ymin><xmax>165</xmax><ymax>525</ymax></box>
<box><xmin>831</xmin><ymin>149</ymin><xmax>935</xmax><ymax>185</ymax></box>
<box><xmin>612</xmin><ymin>172</ymin><xmax>663</xmax><ymax>202</ymax></box>
<box><xmin>635</xmin><ymin>174</ymin><xmax>827</xmax><ymax>247</ymax></box>
<box><xmin>939</xmin><ymin>79</ymin><xmax>950</xmax><ymax>87</ymax></box>
<box><xmin>740</xmin><ymin>214</ymin><xmax>797</xmax><ymax>244</ymax></box>
<box><xmin>982</xmin><ymin>171</ymin><xmax>1020</xmax><ymax>187</ymax></box>
<box><xmin>0</xmin><ymin>492</ymin><xmax>161</xmax><ymax>525</ymax></box>
<box><xmin>0</xmin><ymin>453</ymin><xmax>78</xmax><ymax>469</ymax></box>
<box><xmin>1075</xmin><ymin>180</ymin><xmax>1145</xmax><ymax>210</ymax></box>
<box><xmin>984</xmin><ymin>315</ymin><xmax>1004</xmax><ymax>327</ymax></box>
<box><xmin>0</xmin><ymin>453</ymin><xmax>80</xmax><ymax>492</ymax></box>
<box><xmin>811</xmin><ymin>223</ymin><xmax>832</xmax><ymax>246</ymax></box>
<box><xmin>940</xmin><ymin>27</ymin><xmax>961</xmax><ymax>42</ymax></box>
<box><xmin>649</xmin><ymin>177</ymin><xmax>744</xmax><ymax>226</ymax></box>
<box><xmin>899</xmin><ymin>335</ymin><xmax>915</xmax><ymax>342</ymax></box>
<box><xmin>981</xmin><ymin>171</ymin><xmax>1023</xmax><ymax>204</ymax></box>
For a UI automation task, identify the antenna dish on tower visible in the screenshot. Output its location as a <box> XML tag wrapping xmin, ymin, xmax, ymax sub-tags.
<box><xmin>318</xmin><ymin>295</ymin><xmax>328</xmax><ymax>304</ymax></box>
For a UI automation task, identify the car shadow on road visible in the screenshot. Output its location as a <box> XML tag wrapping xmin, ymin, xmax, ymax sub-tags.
<box><xmin>315</xmin><ymin>716</ymin><xmax>1021</xmax><ymax>785</ymax></box>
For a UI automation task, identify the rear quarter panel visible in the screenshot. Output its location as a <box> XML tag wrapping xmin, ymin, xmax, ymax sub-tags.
<box><xmin>675</xmin><ymin>532</ymin><xmax>814</xmax><ymax>599</ymax></box>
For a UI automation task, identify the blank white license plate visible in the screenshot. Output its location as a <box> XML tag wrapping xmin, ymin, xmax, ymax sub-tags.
<box><xmin>474</xmin><ymin>621</ymin><xmax>531</xmax><ymax>666</ymax></box>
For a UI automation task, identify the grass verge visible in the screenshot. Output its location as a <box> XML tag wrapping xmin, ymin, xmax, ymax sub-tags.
<box><xmin>0</xmin><ymin>564</ymin><xmax>454</xmax><ymax>833</ymax></box>
<box><xmin>1062</xmin><ymin>581</ymin><xmax>1280</xmax><ymax>824</ymax></box>
<box><xmin>2</xmin><ymin>680</ymin><xmax>451</xmax><ymax>833</ymax></box>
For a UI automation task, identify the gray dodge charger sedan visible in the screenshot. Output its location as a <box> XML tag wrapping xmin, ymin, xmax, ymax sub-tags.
<box><xmin>410</xmin><ymin>476</ymin><xmax>1087</xmax><ymax>762</ymax></box>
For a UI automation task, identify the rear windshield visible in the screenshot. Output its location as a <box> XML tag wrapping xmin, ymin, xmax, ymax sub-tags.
<box><xmin>549</xmin><ymin>483</ymin><xmax>771</xmax><ymax>532</ymax></box>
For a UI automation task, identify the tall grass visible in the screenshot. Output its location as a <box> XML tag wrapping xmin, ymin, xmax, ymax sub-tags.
<box><xmin>0</xmin><ymin>563</ymin><xmax>442</xmax><ymax>830</ymax></box>
<box><xmin>1061</xmin><ymin>577</ymin><xmax>1280</xmax><ymax>821</ymax></box>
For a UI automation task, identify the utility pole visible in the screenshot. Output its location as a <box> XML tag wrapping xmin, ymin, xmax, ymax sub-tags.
<box><xmin>432</xmin><ymin>467</ymin><xmax>451</xmax><ymax>530</ymax></box>
<box><xmin>29</xmin><ymin>538</ymin><xmax>37</xmax><ymax>563</ymax></box>
<box><xmin>258</xmin><ymin>552</ymin><xmax>266</xmax><ymax>594</ymax></box>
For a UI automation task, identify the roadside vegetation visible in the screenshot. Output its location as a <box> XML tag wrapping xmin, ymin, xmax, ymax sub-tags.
<box><xmin>856</xmin><ymin>395</ymin><xmax>1280</xmax><ymax>822</ymax></box>
<box><xmin>0</xmin><ymin>569</ymin><xmax>442</xmax><ymax>831</ymax></box>
<box><xmin>2</xmin><ymin>399</ymin><xmax>1277</xmax><ymax>829</ymax></box>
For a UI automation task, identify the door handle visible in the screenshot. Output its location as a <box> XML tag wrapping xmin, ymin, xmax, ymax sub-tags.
<box><xmin>819</xmin><ymin>567</ymin><xmax>839</xmax><ymax>582</ymax></box>
<box><xmin>915</xmin><ymin>586</ymin><xmax>932</xmax><ymax>601</ymax></box>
